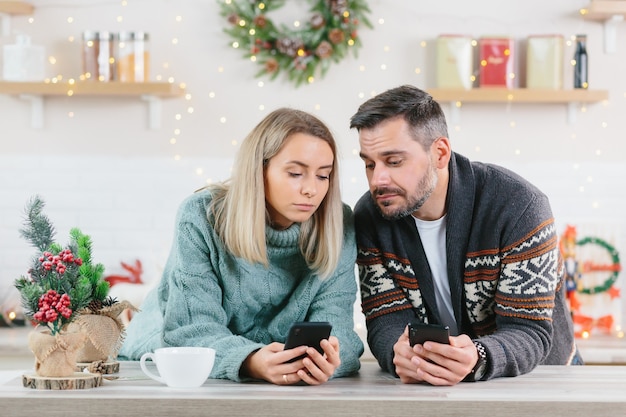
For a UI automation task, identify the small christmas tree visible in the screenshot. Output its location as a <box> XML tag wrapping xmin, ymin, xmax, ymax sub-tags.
<box><xmin>14</xmin><ymin>195</ymin><xmax>113</xmax><ymax>335</ymax></box>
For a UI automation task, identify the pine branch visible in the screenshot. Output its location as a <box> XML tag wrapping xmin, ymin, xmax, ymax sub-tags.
<box><xmin>19</xmin><ymin>195</ymin><xmax>56</xmax><ymax>252</ymax></box>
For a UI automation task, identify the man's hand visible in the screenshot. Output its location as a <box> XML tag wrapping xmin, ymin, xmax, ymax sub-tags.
<box><xmin>393</xmin><ymin>326</ymin><xmax>478</xmax><ymax>386</ymax></box>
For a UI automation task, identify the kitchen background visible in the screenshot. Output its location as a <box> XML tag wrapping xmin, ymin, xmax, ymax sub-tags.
<box><xmin>0</xmin><ymin>0</ymin><xmax>624</xmax><ymax>345</ymax></box>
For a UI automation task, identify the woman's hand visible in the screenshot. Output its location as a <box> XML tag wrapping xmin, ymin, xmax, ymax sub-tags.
<box><xmin>294</xmin><ymin>336</ymin><xmax>341</xmax><ymax>385</ymax></box>
<box><xmin>241</xmin><ymin>336</ymin><xmax>341</xmax><ymax>385</ymax></box>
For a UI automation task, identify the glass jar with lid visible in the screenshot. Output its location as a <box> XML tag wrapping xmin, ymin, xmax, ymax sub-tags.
<box><xmin>81</xmin><ymin>31</ymin><xmax>115</xmax><ymax>81</ymax></box>
<box><xmin>116</xmin><ymin>31</ymin><xmax>150</xmax><ymax>82</ymax></box>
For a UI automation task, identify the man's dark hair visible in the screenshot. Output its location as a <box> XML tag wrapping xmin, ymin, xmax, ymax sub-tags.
<box><xmin>349</xmin><ymin>85</ymin><xmax>449</xmax><ymax>149</ymax></box>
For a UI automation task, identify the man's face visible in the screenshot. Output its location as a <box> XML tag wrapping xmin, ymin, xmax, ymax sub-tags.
<box><xmin>358</xmin><ymin>117</ymin><xmax>438</xmax><ymax>220</ymax></box>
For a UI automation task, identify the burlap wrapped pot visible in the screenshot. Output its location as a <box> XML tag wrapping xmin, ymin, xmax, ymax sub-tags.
<box><xmin>28</xmin><ymin>327</ymin><xmax>87</xmax><ymax>377</ymax></box>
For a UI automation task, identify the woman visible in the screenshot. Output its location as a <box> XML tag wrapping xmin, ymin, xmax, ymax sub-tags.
<box><xmin>119</xmin><ymin>108</ymin><xmax>364</xmax><ymax>385</ymax></box>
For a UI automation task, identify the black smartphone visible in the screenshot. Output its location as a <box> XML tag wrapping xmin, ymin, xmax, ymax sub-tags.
<box><xmin>284</xmin><ymin>321</ymin><xmax>332</xmax><ymax>362</ymax></box>
<box><xmin>408</xmin><ymin>322</ymin><xmax>450</xmax><ymax>347</ymax></box>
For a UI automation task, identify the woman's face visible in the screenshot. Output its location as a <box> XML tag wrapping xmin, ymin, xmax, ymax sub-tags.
<box><xmin>264</xmin><ymin>132</ymin><xmax>334</xmax><ymax>230</ymax></box>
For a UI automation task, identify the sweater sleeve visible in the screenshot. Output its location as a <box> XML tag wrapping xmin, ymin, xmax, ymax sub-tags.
<box><xmin>304</xmin><ymin>205</ymin><xmax>364</xmax><ymax>377</ymax></box>
<box><xmin>354</xmin><ymin>194</ymin><xmax>418</xmax><ymax>376</ymax></box>
<box><xmin>159</xmin><ymin>217</ymin><xmax>267</xmax><ymax>382</ymax></box>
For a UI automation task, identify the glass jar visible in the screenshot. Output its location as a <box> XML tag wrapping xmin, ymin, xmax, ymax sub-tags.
<box><xmin>81</xmin><ymin>31</ymin><xmax>115</xmax><ymax>82</ymax></box>
<box><xmin>116</xmin><ymin>31</ymin><xmax>150</xmax><ymax>82</ymax></box>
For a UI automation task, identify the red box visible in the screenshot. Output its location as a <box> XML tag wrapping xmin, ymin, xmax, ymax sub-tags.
<box><xmin>479</xmin><ymin>37</ymin><xmax>515</xmax><ymax>88</ymax></box>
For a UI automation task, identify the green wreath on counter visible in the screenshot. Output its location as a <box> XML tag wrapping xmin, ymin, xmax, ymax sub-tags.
<box><xmin>218</xmin><ymin>0</ymin><xmax>372</xmax><ymax>87</ymax></box>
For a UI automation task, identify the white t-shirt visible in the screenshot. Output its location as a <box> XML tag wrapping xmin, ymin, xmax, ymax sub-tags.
<box><xmin>413</xmin><ymin>214</ymin><xmax>458</xmax><ymax>336</ymax></box>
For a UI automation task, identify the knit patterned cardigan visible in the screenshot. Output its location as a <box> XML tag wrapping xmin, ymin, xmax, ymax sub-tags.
<box><xmin>119</xmin><ymin>189</ymin><xmax>364</xmax><ymax>381</ymax></box>
<box><xmin>354</xmin><ymin>152</ymin><xmax>578</xmax><ymax>380</ymax></box>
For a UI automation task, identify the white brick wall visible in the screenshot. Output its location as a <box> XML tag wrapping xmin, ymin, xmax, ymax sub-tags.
<box><xmin>1</xmin><ymin>155</ymin><xmax>624</xmax><ymax>333</ymax></box>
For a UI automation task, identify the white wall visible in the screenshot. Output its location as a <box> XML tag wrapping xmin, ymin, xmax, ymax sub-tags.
<box><xmin>1</xmin><ymin>0</ymin><xmax>625</xmax><ymax>330</ymax></box>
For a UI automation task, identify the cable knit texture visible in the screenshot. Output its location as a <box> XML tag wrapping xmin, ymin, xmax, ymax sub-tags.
<box><xmin>119</xmin><ymin>189</ymin><xmax>363</xmax><ymax>381</ymax></box>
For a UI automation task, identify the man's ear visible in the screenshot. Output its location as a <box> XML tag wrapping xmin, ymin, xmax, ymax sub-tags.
<box><xmin>433</xmin><ymin>136</ymin><xmax>452</xmax><ymax>169</ymax></box>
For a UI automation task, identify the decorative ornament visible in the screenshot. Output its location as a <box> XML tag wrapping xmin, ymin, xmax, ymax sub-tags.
<box><xmin>13</xmin><ymin>195</ymin><xmax>135</xmax><ymax>384</ymax></box>
<box><xmin>559</xmin><ymin>225</ymin><xmax>622</xmax><ymax>338</ymax></box>
<box><xmin>219</xmin><ymin>0</ymin><xmax>372</xmax><ymax>87</ymax></box>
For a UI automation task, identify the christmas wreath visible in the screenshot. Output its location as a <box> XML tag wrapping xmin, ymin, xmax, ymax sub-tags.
<box><xmin>219</xmin><ymin>0</ymin><xmax>372</xmax><ymax>87</ymax></box>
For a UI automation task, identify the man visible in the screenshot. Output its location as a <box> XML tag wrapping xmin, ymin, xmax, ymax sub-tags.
<box><xmin>350</xmin><ymin>85</ymin><xmax>581</xmax><ymax>386</ymax></box>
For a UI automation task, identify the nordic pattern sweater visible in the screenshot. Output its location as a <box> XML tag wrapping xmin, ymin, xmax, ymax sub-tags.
<box><xmin>354</xmin><ymin>152</ymin><xmax>578</xmax><ymax>380</ymax></box>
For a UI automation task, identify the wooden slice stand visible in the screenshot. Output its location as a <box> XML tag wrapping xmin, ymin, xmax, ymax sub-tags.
<box><xmin>22</xmin><ymin>372</ymin><xmax>102</xmax><ymax>390</ymax></box>
<box><xmin>76</xmin><ymin>360</ymin><xmax>120</xmax><ymax>374</ymax></box>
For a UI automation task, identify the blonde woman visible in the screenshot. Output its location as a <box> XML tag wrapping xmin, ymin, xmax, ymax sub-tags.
<box><xmin>120</xmin><ymin>108</ymin><xmax>363</xmax><ymax>385</ymax></box>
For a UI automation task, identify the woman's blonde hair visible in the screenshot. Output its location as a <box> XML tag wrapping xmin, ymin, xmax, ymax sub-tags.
<box><xmin>207</xmin><ymin>108</ymin><xmax>343</xmax><ymax>280</ymax></box>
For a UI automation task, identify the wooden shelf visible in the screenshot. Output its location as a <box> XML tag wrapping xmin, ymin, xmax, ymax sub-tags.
<box><xmin>581</xmin><ymin>1</ymin><xmax>626</xmax><ymax>20</ymax></box>
<box><xmin>0</xmin><ymin>81</ymin><xmax>185</xmax><ymax>97</ymax></box>
<box><xmin>0</xmin><ymin>1</ymin><xmax>34</xmax><ymax>36</ymax></box>
<box><xmin>0</xmin><ymin>1</ymin><xmax>34</xmax><ymax>15</ymax></box>
<box><xmin>427</xmin><ymin>88</ymin><xmax>609</xmax><ymax>124</ymax></box>
<box><xmin>580</xmin><ymin>1</ymin><xmax>626</xmax><ymax>53</ymax></box>
<box><xmin>428</xmin><ymin>88</ymin><xmax>608</xmax><ymax>104</ymax></box>
<box><xmin>0</xmin><ymin>81</ymin><xmax>186</xmax><ymax>129</ymax></box>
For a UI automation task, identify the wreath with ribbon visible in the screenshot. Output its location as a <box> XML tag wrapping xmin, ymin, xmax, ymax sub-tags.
<box><xmin>218</xmin><ymin>0</ymin><xmax>372</xmax><ymax>87</ymax></box>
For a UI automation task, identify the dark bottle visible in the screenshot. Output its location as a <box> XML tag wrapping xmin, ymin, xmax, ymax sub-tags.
<box><xmin>574</xmin><ymin>34</ymin><xmax>588</xmax><ymax>89</ymax></box>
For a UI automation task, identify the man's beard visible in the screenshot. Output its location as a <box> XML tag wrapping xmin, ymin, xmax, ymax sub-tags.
<box><xmin>373</xmin><ymin>166</ymin><xmax>438</xmax><ymax>220</ymax></box>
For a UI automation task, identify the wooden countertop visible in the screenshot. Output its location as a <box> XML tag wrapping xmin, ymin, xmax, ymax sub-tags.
<box><xmin>1</xmin><ymin>361</ymin><xmax>625</xmax><ymax>416</ymax></box>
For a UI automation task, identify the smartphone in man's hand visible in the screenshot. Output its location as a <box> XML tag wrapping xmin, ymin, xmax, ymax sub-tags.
<box><xmin>408</xmin><ymin>322</ymin><xmax>450</xmax><ymax>347</ymax></box>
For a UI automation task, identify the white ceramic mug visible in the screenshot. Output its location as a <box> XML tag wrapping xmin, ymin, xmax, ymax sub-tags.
<box><xmin>140</xmin><ymin>347</ymin><xmax>215</xmax><ymax>388</ymax></box>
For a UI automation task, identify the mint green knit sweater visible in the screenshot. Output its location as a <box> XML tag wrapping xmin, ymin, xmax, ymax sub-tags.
<box><xmin>119</xmin><ymin>189</ymin><xmax>364</xmax><ymax>381</ymax></box>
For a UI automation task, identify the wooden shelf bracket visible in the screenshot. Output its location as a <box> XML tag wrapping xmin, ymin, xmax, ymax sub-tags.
<box><xmin>141</xmin><ymin>95</ymin><xmax>163</xmax><ymax>130</ymax></box>
<box><xmin>1</xmin><ymin>12</ymin><xmax>11</xmax><ymax>36</ymax></box>
<box><xmin>603</xmin><ymin>14</ymin><xmax>624</xmax><ymax>53</ymax></box>
<box><xmin>19</xmin><ymin>94</ymin><xmax>43</xmax><ymax>129</ymax></box>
